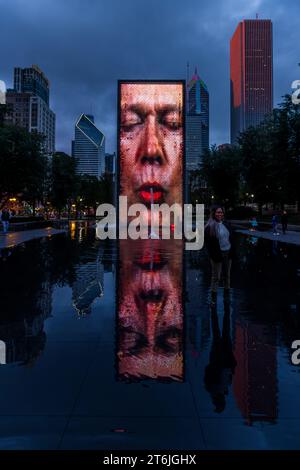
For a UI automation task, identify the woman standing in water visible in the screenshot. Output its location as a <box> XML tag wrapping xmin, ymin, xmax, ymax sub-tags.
<box><xmin>204</xmin><ymin>206</ymin><xmax>235</xmax><ymax>304</ymax></box>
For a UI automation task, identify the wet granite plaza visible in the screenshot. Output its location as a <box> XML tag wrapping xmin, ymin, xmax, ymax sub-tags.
<box><xmin>0</xmin><ymin>221</ymin><xmax>300</xmax><ymax>450</ymax></box>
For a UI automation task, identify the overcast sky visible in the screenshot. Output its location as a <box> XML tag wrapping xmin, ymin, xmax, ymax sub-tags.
<box><xmin>1</xmin><ymin>0</ymin><xmax>299</xmax><ymax>153</ymax></box>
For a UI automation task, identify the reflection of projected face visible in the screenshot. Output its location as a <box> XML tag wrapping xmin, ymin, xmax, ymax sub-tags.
<box><xmin>118</xmin><ymin>240</ymin><xmax>183</xmax><ymax>380</ymax></box>
<box><xmin>120</xmin><ymin>83</ymin><xmax>183</xmax><ymax>207</ymax></box>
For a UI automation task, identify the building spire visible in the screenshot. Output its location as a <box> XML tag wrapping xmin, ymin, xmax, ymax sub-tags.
<box><xmin>191</xmin><ymin>66</ymin><xmax>200</xmax><ymax>81</ymax></box>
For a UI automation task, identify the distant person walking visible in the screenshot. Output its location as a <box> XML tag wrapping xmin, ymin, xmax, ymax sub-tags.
<box><xmin>0</xmin><ymin>208</ymin><xmax>11</xmax><ymax>234</ymax></box>
<box><xmin>281</xmin><ymin>211</ymin><xmax>288</xmax><ymax>235</ymax></box>
<box><xmin>204</xmin><ymin>206</ymin><xmax>235</xmax><ymax>304</ymax></box>
<box><xmin>272</xmin><ymin>214</ymin><xmax>279</xmax><ymax>235</ymax></box>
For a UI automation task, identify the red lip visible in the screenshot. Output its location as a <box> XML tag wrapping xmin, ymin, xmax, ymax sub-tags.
<box><xmin>138</xmin><ymin>183</ymin><xmax>165</xmax><ymax>204</ymax></box>
<box><xmin>136</xmin><ymin>251</ymin><xmax>166</xmax><ymax>271</ymax></box>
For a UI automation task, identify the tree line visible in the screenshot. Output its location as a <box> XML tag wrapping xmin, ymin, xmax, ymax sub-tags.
<box><xmin>1</xmin><ymin>94</ymin><xmax>299</xmax><ymax>216</ymax></box>
<box><xmin>0</xmin><ymin>104</ymin><xmax>113</xmax><ymax>215</ymax></box>
<box><xmin>191</xmin><ymin>95</ymin><xmax>300</xmax><ymax>212</ymax></box>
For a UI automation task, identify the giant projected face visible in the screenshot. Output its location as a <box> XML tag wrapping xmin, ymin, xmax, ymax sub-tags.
<box><xmin>119</xmin><ymin>82</ymin><xmax>183</xmax><ymax>208</ymax></box>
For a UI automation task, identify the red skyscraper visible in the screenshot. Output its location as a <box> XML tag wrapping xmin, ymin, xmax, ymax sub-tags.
<box><xmin>230</xmin><ymin>19</ymin><xmax>273</xmax><ymax>144</ymax></box>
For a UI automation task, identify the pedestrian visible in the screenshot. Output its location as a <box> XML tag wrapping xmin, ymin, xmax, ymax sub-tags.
<box><xmin>0</xmin><ymin>207</ymin><xmax>11</xmax><ymax>234</ymax></box>
<box><xmin>281</xmin><ymin>210</ymin><xmax>288</xmax><ymax>235</ymax></box>
<box><xmin>272</xmin><ymin>214</ymin><xmax>279</xmax><ymax>235</ymax></box>
<box><xmin>204</xmin><ymin>205</ymin><xmax>235</xmax><ymax>304</ymax></box>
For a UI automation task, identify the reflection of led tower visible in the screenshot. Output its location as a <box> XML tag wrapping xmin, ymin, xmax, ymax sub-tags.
<box><xmin>230</xmin><ymin>19</ymin><xmax>273</xmax><ymax>144</ymax></box>
<box><xmin>186</xmin><ymin>68</ymin><xmax>209</xmax><ymax>171</ymax></box>
<box><xmin>73</xmin><ymin>114</ymin><xmax>105</xmax><ymax>179</ymax></box>
<box><xmin>117</xmin><ymin>239</ymin><xmax>184</xmax><ymax>382</ymax></box>
<box><xmin>233</xmin><ymin>319</ymin><xmax>278</xmax><ymax>424</ymax></box>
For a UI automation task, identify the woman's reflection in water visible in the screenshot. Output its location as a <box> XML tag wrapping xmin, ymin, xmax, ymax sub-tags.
<box><xmin>204</xmin><ymin>300</ymin><xmax>237</xmax><ymax>413</ymax></box>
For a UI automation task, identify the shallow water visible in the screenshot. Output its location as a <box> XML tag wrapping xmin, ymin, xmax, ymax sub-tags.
<box><xmin>0</xmin><ymin>222</ymin><xmax>300</xmax><ymax>449</ymax></box>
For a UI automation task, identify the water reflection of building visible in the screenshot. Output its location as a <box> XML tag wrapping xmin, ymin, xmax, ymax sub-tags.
<box><xmin>72</xmin><ymin>251</ymin><xmax>104</xmax><ymax>316</ymax></box>
<box><xmin>117</xmin><ymin>239</ymin><xmax>184</xmax><ymax>382</ymax></box>
<box><xmin>185</xmin><ymin>250</ymin><xmax>211</xmax><ymax>353</ymax></box>
<box><xmin>0</xmin><ymin>314</ymin><xmax>47</xmax><ymax>365</ymax></box>
<box><xmin>232</xmin><ymin>238</ymin><xmax>279</xmax><ymax>424</ymax></box>
<box><xmin>0</xmin><ymin>277</ymin><xmax>52</xmax><ymax>365</ymax></box>
<box><xmin>233</xmin><ymin>318</ymin><xmax>278</xmax><ymax>424</ymax></box>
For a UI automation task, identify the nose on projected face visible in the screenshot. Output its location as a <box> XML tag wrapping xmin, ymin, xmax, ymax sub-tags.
<box><xmin>0</xmin><ymin>80</ymin><xmax>6</xmax><ymax>104</ymax></box>
<box><xmin>0</xmin><ymin>340</ymin><xmax>6</xmax><ymax>365</ymax></box>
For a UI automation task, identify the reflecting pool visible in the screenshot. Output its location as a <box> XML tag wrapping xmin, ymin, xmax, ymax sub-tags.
<box><xmin>0</xmin><ymin>222</ymin><xmax>300</xmax><ymax>449</ymax></box>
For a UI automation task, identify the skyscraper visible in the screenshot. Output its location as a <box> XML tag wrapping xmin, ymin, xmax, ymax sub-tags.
<box><xmin>14</xmin><ymin>65</ymin><xmax>49</xmax><ymax>105</ymax></box>
<box><xmin>105</xmin><ymin>152</ymin><xmax>116</xmax><ymax>175</ymax></box>
<box><xmin>5</xmin><ymin>65</ymin><xmax>55</xmax><ymax>154</ymax></box>
<box><xmin>72</xmin><ymin>114</ymin><xmax>105</xmax><ymax>178</ymax></box>
<box><xmin>230</xmin><ymin>19</ymin><xmax>273</xmax><ymax>144</ymax></box>
<box><xmin>186</xmin><ymin>68</ymin><xmax>209</xmax><ymax>171</ymax></box>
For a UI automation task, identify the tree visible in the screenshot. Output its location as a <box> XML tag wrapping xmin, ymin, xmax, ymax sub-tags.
<box><xmin>49</xmin><ymin>152</ymin><xmax>79</xmax><ymax>217</ymax></box>
<box><xmin>272</xmin><ymin>95</ymin><xmax>300</xmax><ymax>205</ymax></box>
<box><xmin>0</xmin><ymin>104</ymin><xmax>12</xmax><ymax>127</ymax></box>
<box><xmin>239</xmin><ymin>94</ymin><xmax>300</xmax><ymax>210</ymax></box>
<box><xmin>239</xmin><ymin>125</ymin><xmax>272</xmax><ymax>211</ymax></box>
<box><xmin>200</xmin><ymin>145</ymin><xmax>242</xmax><ymax>209</ymax></box>
<box><xmin>0</xmin><ymin>124</ymin><xmax>47</xmax><ymax>210</ymax></box>
<box><xmin>78</xmin><ymin>173</ymin><xmax>113</xmax><ymax>214</ymax></box>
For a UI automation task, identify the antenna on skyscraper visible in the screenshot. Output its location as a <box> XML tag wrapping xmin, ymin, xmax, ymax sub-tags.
<box><xmin>256</xmin><ymin>13</ymin><xmax>259</xmax><ymax>19</ymax></box>
<box><xmin>186</xmin><ymin>61</ymin><xmax>190</xmax><ymax>112</ymax></box>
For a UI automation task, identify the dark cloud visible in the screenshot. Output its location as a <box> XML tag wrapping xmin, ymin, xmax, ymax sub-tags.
<box><xmin>1</xmin><ymin>0</ymin><xmax>299</xmax><ymax>153</ymax></box>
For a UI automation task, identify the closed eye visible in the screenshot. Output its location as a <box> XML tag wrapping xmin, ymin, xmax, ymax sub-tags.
<box><xmin>121</xmin><ymin>111</ymin><xmax>143</xmax><ymax>131</ymax></box>
<box><xmin>159</xmin><ymin>110</ymin><xmax>182</xmax><ymax>130</ymax></box>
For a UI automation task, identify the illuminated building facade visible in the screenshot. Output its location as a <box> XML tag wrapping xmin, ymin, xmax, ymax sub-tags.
<box><xmin>230</xmin><ymin>19</ymin><xmax>273</xmax><ymax>143</ymax></box>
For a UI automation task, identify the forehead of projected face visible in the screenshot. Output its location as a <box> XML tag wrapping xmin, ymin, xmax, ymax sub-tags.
<box><xmin>120</xmin><ymin>83</ymin><xmax>183</xmax><ymax>170</ymax></box>
<box><xmin>121</xmin><ymin>82</ymin><xmax>183</xmax><ymax>110</ymax></box>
